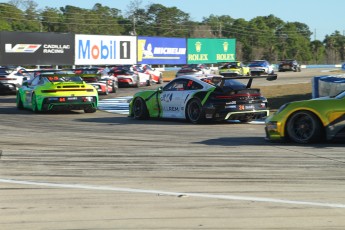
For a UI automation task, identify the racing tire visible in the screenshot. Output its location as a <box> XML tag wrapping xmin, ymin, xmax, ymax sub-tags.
<box><xmin>104</xmin><ymin>83</ymin><xmax>109</xmax><ymax>95</ymax></box>
<box><xmin>31</xmin><ymin>93</ymin><xmax>40</xmax><ymax>113</ymax></box>
<box><xmin>112</xmin><ymin>81</ymin><xmax>117</xmax><ymax>93</ymax></box>
<box><xmin>84</xmin><ymin>107</ymin><xmax>97</xmax><ymax>113</ymax></box>
<box><xmin>135</xmin><ymin>77</ymin><xmax>140</xmax><ymax>88</ymax></box>
<box><xmin>186</xmin><ymin>98</ymin><xmax>205</xmax><ymax>124</ymax></box>
<box><xmin>132</xmin><ymin>97</ymin><xmax>149</xmax><ymax>120</ymax></box>
<box><xmin>286</xmin><ymin>111</ymin><xmax>324</xmax><ymax>144</ymax></box>
<box><xmin>158</xmin><ymin>74</ymin><xmax>164</xmax><ymax>84</ymax></box>
<box><xmin>146</xmin><ymin>75</ymin><xmax>152</xmax><ymax>86</ymax></box>
<box><xmin>16</xmin><ymin>93</ymin><xmax>24</xmax><ymax>110</ymax></box>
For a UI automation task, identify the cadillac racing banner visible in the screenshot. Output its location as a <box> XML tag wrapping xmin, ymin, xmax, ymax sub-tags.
<box><xmin>0</xmin><ymin>31</ymin><xmax>74</xmax><ymax>65</ymax></box>
<box><xmin>137</xmin><ymin>36</ymin><xmax>187</xmax><ymax>65</ymax></box>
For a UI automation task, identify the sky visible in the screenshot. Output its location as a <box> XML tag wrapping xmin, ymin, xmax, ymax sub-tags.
<box><xmin>30</xmin><ymin>0</ymin><xmax>345</xmax><ymax>41</ymax></box>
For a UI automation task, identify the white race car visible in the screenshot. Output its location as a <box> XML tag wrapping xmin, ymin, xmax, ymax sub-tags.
<box><xmin>0</xmin><ymin>66</ymin><xmax>27</xmax><ymax>93</ymax></box>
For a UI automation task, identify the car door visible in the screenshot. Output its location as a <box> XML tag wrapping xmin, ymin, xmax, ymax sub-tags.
<box><xmin>23</xmin><ymin>76</ymin><xmax>40</xmax><ymax>107</ymax></box>
<box><xmin>160</xmin><ymin>78</ymin><xmax>190</xmax><ymax>118</ymax></box>
<box><xmin>160</xmin><ymin>78</ymin><xmax>204</xmax><ymax>119</ymax></box>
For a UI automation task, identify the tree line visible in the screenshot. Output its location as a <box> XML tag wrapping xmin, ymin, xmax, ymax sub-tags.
<box><xmin>1</xmin><ymin>0</ymin><xmax>345</xmax><ymax>64</ymax></box>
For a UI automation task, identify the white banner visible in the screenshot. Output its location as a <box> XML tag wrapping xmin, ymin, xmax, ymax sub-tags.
<box><xmin>75</xmin><ymin>35</ymin><xmax>137</xmax><ymax>65</ymax></box>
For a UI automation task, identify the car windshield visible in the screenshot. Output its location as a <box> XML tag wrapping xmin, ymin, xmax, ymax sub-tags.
<box><xmin>248</xmin><ymin>61</ymin><xmax>266</xmax><ymax>67</ymax></box>
<box><xmin>335</xmin><ymin>90</ymin><xmax>345</xmax><ymax>99</ymax></box>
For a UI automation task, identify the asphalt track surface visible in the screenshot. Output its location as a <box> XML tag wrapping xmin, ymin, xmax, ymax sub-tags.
<box><xmin>1</xmin><ymin>69</ymin><xmax>345</xmax><ymax>229</ymax></box>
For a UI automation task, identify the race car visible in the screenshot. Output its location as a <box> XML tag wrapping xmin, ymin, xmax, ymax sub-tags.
<box><xmin>265</xmin><ymin>91</ymin><xmax>345</xmax><ymax>143</ymax></box>
<box><xmin>129</xmin><ymin>73</ymin><xmax>277</xmax><ymax>124</ymax></box>
<box><xmin>218</xmin><ymin>61</ymin><xmax>250</xmax><ymax>76</ymax></box>
<box><xmin>138</xmin><ymin>64</ymin><xmax>164</xmax><ymax>84</ymax></box>
<box><xmin>248</xmin><ymin>60</ymin><xmax>275</xmax><ymax>76</ymax></box>
<box><xmin>0</xmin><ymin>66</ymin><xmax>27</xmax><ymax>93</ymax></box>
<box><xmin>72</xmin><ymin>68</ymin><xmax>118</xmax><ymax>95</ymax></box>
<box><xmin>176</xmin><ymin>64</ymin><xmax>213</xmax><ymax>77</ymax></box>
<box><xmin>16</xmin><ymin>72</ymin><xmax>98</xmax><ymax>113</ymax></box>
<box><xmin>110</xmin><ymin>65</ymin><xmax>151</xmax><ymax>87</ymax></box>
<box><xmin>278</xmin><ymin>59</ymin><xmax>301</xmax><ymax>72</ymax></box>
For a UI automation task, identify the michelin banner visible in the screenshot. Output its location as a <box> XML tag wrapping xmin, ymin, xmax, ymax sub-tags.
<box><xmin>137</xmin><ymin>36</ymin><xmax>187</xmax><ymax>65</ymax></box>
<box><xmin>75</xmin><ymin>35</ymin><xmax>137</xmax><ymax>65</ymax></box>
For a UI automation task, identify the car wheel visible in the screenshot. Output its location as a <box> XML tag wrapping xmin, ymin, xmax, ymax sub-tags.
<box><xmin>84</xmin><ymin>107</ymin><xmax>97</xmax><ymax>113</ymax></box>
<box><xmin>286</xmin><ymin>111</ymin><xmax>323</xmax><ymax>144</ymax></box>
<box><xmin>16</xmin><ymin>93</ymin><xmax>24</xmax><ymax>110</ymax></box>
<box><xmin>132</xmin><ymin>97</ymin><xmax>149</xmax><ymax>120</ymax></box>
<box><xmin>31</xmin><ymin>93</ymin><xmax>40</xmax><ymax>113</ymax></box>
<box><xmin>186</xmin><ymin>98</ymin><xmax>205</xmax><ymax>124</ymax></box>
<box><xmin>158</xmin><ymin>74</ymin><xmax>163</xmax><ymax>84</ymax></box>
<box><xmin>103</xmin><ymin>83</ymin><xmax>109</xmax><ymax>95</ymax></box>
<box><xmin>112</xmin><ymin>81</ymin><xmax>117</xmax><ymax>93</ymax></box>
<box><xmin>135</xmin><ymin>77</ymin><xmax>140</xmax><ymax>88</ymax></box>
<box><xmin>146</xmin><ymin>75</ymin><xmax>152</xmax><ymax>86</ymax></box>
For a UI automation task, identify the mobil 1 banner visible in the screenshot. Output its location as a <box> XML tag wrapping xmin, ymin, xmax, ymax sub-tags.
<box><xmin>75</xmin><ymin>35</ymin><xmax>137</xmax><ymax>65</ymax></box>
<box><xmin>187</xmin><ymin>38</ymin><xmax>236</xmax><ymax>64</ymax></box>
<box><xmin>0</xmin><ymin>31</ymin><xmax>74</xmax><ymax>66</ymax></box>
<box><xmin>137</xmin><ymin>36</ymin><xmax>187</xmax><ymax>65</ymax></box>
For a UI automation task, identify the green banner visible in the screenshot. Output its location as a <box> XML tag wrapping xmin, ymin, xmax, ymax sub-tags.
<box><xmin>187</xmin><ymin>38</ymin><xmax>236</xmax><ymax>64</ymax></box>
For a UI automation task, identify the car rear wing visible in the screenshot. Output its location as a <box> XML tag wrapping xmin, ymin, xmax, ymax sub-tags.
<box><xmin>218</xmin><ymin>73</ymin><xmax>277</xmax><ymax>88</ymax></box>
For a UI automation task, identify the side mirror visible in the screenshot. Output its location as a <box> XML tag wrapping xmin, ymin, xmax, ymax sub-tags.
<box><xmin>22</xmin><ymin>81</ymin><xmax>29</xmax><ymax>87</ymax></box>
<box><xmin>157</xmin><ymin>86</ymin><xmax>163</xmax><ymax>93</ymax></box>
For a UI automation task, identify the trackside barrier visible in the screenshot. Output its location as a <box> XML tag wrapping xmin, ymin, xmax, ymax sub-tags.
<box><xmin>312</xmin><ymin>74</ymin><xmax>345</xmax><ymax>98</ymax></box>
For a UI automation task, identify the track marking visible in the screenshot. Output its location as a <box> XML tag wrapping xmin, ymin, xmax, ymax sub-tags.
<box><xmin>1</xmin><ymin>178</ymin><xmax>345</xmax><ymax>208</ymax></box>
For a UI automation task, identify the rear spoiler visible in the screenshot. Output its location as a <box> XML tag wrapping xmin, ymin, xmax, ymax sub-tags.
<box><xmin>219</xmin><ymin>73</ymin><xmax>278</xmax><ymax>88</ymax></box>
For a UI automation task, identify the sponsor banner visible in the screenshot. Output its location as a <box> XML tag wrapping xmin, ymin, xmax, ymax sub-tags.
<box><xmin>75</xmin><ymin>35</ymin><xmax>137</xmax><ymax>65</ymax></box>
<box><xmin>187</xmin><ymin>38</ymin><xmax>236</xmax><ymax>64</ymax></box>
<box><xmin>0</xmin><ymin>31</ymin><xmax>74</xmax><ymax>65</ymax></box>
<box><xmin>137</xmin><ymin>36</ymin><xmax>186</xmax><ymax>65</ymax></box>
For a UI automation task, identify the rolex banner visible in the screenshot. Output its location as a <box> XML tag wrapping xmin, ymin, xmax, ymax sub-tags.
<box><xmin>187</xmin><ymin>38</ymin><xmax>236</xmax><ymax>64</ymax></box>
<box><xmin>0</xmin><ymin>31</ymin><xmax>74</xmax><ymax>65</ymax></box>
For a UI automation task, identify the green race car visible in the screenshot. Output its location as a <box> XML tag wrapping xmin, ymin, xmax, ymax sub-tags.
<box><xmin>16</xmin><ymin>72</ymin><xmax>98</xmax><ymax>113</ymax></box>
<box><xmin>265</xmin><ymin>91</ymin><xmax>345</xmax><ymax>143</ymax></box>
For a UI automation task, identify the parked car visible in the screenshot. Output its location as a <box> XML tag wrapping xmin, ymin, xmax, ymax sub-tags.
<box><xmin>129</xmin><ymin>73</ymin><xmax>277</xmax><ymax>124</ymax></box>
<box><xmin>248</xmin><ymin>60</ymin><xmax>275</xmax><ymax>76</ymax></box>
<box><xmin>265</xmin><ymin>90</ymin><xmax>345</xmax><ymax>143</ymax></box>
<box><xmin>218</xmin><ymin>61</ymin><xmax>250</xmax><ymax>76</ymax></box>
<box><xmin>278</xmin><ymin>59</ymin><xmax>301</xmax><ymax>72</ymax></box>
<box><xmin>176</xmin><ymin>64</ymin><xmax>213</xmax><ymax>77</ymax></box>
<box><xmin>0</xmin><ymin>66</ymin><xmax>27</xmax><ymax>93</ymax></box>
<box><xmin>16</xmin><ymin>72</ymin><xmax>98</xmax><ymax>113</ymax></box>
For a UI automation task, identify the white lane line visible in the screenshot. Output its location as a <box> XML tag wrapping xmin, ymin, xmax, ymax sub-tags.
<box><xmin>1</xmin><ymin>178</ymin><xmax>345</xmax><ymax>208</ymax></box>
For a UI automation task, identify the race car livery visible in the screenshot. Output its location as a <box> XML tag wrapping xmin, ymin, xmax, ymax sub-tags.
<box><xmin>16</xmin><ymin>72</ymin><xmax>98</xmax><ymax>113</ymax></box>
<box><xmin>130</xmin><ymin>74</ymin><xmax>277</xmax><ymax>124</ymax></box>
<box><xmin>265</xmin><ymin>91</ymin><xmax>345</xmax><ymax>143</ymax></box>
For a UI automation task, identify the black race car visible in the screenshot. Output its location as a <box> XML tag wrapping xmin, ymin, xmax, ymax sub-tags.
<box><xmin>130</xmin><ymin>73</ymin><xmax>277</xmax><ymax>123</ymax></box>
<box><xmin>278</xmin><ymin>59</ymin><xmax>301</xmax><ymax>72</ymax></box>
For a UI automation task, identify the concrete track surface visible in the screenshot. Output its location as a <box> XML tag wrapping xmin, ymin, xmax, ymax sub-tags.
<box><xmin>1</xmin><ymin>69</ymin><xmax>345</xmax><ymax>230</ymax></box>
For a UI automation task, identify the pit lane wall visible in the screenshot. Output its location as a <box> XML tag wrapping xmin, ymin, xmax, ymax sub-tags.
<box><xmin>312</xmin><ymin>74</ymin><xmax>345</xmax><ymax>98</ymax></box>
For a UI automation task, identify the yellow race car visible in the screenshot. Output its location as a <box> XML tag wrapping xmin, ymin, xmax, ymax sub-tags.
<box><xmin>218</xmin><ymin>61</ymin><xmax>250</xmax><ymax>76</ymax></box>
